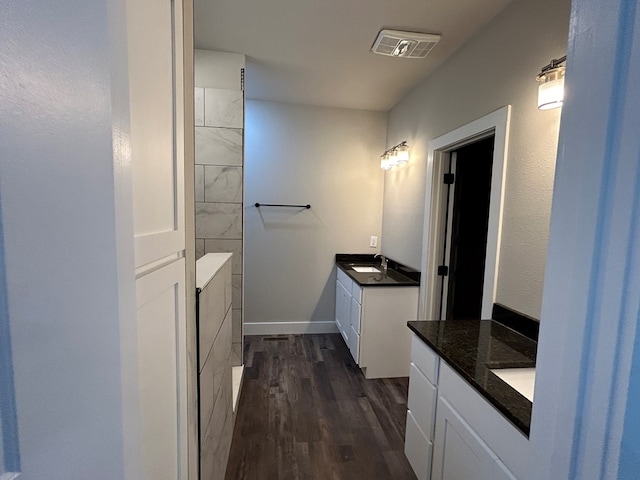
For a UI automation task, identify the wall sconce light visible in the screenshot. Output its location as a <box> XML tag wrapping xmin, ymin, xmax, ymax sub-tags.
<box><xmin>537</xmin><ymin>56</ymin><xmax>566</xmax><ymax>110</ymax></box>
<box><xmin>380</xmin><ymin>152</ymin><xmax>393</xmax><ymax>170</ymax></box>
<box><xmin>380</xmin><ymin>141</ymin><xmax>409</xmax><ymax>170</ymax></box>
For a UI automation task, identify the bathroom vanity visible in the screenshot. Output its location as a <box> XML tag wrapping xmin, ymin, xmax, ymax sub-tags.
<box><xmin>404</xmin><ymin>319</ymin><xmax>537</xmax><ymax>480</ymax></box>
<box><xmin>335</xmin><ymin>254</ymin><xmax>420</xmax><ymax>379</ymax></box>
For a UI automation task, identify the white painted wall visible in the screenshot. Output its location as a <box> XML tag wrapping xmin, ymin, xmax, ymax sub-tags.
<box><xmin>244</xmin><ymin>100</ymin><xmax>386</xmax><ymax>332</ymax></box>
<box><xmin>383</xmin><ymin>0</ymin><xmax>571</xmax><ymax>319</ymax></box>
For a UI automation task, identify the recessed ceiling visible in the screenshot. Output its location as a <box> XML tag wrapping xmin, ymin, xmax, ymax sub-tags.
<box><xmin>194</xmin><ymin>0</ymin><xmax>513</xmax><ymax>112</ymax></box>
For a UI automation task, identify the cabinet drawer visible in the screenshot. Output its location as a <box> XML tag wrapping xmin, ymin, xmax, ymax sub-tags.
<box><xmin>411</xmin><ymin>334</ymin><xmax>439</xmax><ymax>384</ymax></box>
<box><xmin>405</xmin><ymin>409</ymin><xmax>433</xmax><ymax>480</ymax></box>
<box><xmin>408</xmin><ymin>363</ymin><xmax>437</xmax><ymax>439</ymax></box>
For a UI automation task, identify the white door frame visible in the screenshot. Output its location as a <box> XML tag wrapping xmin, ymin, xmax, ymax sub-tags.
<box><xmin>418</xmin><ymin>106</ymin><xmax>511</xmax><ymax>321</ymax></box>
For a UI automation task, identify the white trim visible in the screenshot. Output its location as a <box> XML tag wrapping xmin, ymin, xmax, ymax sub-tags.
<box><xmin>244</xmin><ymin>321</ymin><xmax>339</xmax><ymax>336</ymax></box>
<box><xmin>418</xmin><ymin>106</ymin><xmax>511</xmax><ymax>320</ymax></box>
<box><xmin>135</xmin><ymin>230</ymin><xmax>185</xmax><ymax>269</ymax></box>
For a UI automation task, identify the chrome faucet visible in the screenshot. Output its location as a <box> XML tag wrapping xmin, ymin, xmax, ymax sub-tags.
<box><xmin>374</xmin><ymin>253</ymin><xmax>388</xmax><ymax>273</ymax></box>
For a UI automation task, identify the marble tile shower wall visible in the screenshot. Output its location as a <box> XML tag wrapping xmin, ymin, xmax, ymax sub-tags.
<box><xmin>195</xmin><ymin>87</ymin><xmax>244</xmax><ymax>366</ymax></box>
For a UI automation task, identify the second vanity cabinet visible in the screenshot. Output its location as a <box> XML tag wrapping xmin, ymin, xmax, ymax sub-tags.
<box><xmin>335</xmin><ymin>267</ymin><xmax>418</xmax><ymax>379</ymax></box>
<box><xmin>405</xmin><ymin>332</ymin><xmax>530</xmax><ymax>480</ymax></box>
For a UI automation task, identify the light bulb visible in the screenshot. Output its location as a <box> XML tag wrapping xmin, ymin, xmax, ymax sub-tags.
<box><xmin>380</xmin><ymin>154</ymin><xmax>392</xmax><ymax>170</ymax></box>
<box><xmin>388</xmin><ymin>150</ymin><xmax>399</xmax><ymax>167</ymax></box>
<box><xmin>395</xmin><ymin>144</ymin><xmax>409</xmax><ymax>164</ymax></box>
<box><xmin>537</xmin><ymin>67</ymin><xmax>565</xmax><ymax>110</ymax></box>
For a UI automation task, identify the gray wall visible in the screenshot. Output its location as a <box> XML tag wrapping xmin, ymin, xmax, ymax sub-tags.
<box><xmin>244</xmin><ymin>100</ymin><xmax>386</xmax><ymax>332</ymax></box>
<box><xmin>382</xmin><ymin>0</ymin><xmax>571</xmax><ymax>318</ymax></box>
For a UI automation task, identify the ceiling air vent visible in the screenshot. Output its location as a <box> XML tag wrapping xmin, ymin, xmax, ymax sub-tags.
<box><xmin>371</xmin><ymin>29</ymin><xmax>441</xmax><ymax>58</ymax></box>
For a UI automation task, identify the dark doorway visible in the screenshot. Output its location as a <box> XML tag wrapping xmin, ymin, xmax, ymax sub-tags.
<box><xmin>440</xmin><ymin>136</ymin><xmax>494</xmax><ymax>320</ymax></box>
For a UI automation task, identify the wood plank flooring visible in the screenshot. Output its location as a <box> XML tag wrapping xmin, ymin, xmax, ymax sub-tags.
<box><xmin>225</xmin><ymin>334</ymin><xmax>417</xmax><ymax>480</ymax></box>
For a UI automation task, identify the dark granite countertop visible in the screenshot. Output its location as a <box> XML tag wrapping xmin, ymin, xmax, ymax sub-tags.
<box><xmin>336</xmin><ymin>254</ymin><xmax>420</xmax><ymax>287</ymax></box>
<box><xmin>407</xmin><ymin>319</ymin><xmax>537</xmax><ymax>436</ymax></box>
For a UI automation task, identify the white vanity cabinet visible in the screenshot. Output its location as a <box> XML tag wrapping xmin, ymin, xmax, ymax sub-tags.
<box><xmin>404</xmin><ymin>334</ymin><xmax>439</xmax><ymax>479</ymax></box>
<box><xmin>335</xmin><ymin>268</ymin><xmax>419</xmax><ymax>378</ymax></box>
<box><xmin>405</xmin><ymin>333</ymin><xmax>528</xmax><ymax>480</ymax></box>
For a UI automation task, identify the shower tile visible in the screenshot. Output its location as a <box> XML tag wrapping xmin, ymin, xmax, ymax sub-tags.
<box><xmin>204</xmin><ymin>89</ymin><xmax>243</xmax><ymax>128</ymax></box>
<box><xmin>232</xmin><ymin>275</ymin><xmax>242</xmax><ymax>309</ymax></box>
<box><xmin>231</xmin><ymin>342</ymin><xmax>242</xmax><ymax>366</ymax></box>
<box><xmin>196</xmin><ymin>202</ymin><xmax>242</xmax><ymax>239</ymax></box>
<box><xmin>195</xmin><ymin>127</ymin><xmax>243</xmax><ymax>166</ymax></box>
<box><xmin>195</xmin><ymin>165</ymin><xmax>205</xmax><ymax>202</ymax></box>
<box><xmin>232</xmin><ymin>309</ymin><xmax>242</xmax><ymax>343</ymax></box>
<box><xmin>204</xmin><ymin>239</ymin><xmax>243</xmax><ymax>275</ymax></box>
<box><xmin>195</xmin><ymin>238</ymin><xmax>205</xmax><ymax>260</ymax></box>
<box><xmin>204</xmin><ymin>166</ymin><xmax>243</xmax><ymax>203</ymax></box>
<box><xmin>194</xmin><ymin>87</ymin><xmax>205</xmax><ymax>126</ymax></box>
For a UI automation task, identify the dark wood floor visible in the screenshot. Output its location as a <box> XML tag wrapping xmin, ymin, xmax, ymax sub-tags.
<box><xmin>225</xmin><ymin>333</ymin><xmax>417</xmax><ymax>480</ymax></box>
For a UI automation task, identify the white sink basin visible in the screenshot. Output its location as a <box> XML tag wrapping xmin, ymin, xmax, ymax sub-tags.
<box><xmin>490</xmin><ymin>367</ymin><xmax>536</xmax><ymax>402</ymax></box>
<box><xmin>352</xmin><ymin>266</ymin><xmax>381</xmax><ymax>273</ymax></box>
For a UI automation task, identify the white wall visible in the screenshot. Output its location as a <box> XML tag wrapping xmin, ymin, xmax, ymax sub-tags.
<box><xmin>244</xmin><ymin>100</ymin><xmax>386</xmax><ymax>332</ymax></box>
<box><xmin>382</xmin><ymin>0</ymin><xmax>571</xmax><ymax>319</ymax></box>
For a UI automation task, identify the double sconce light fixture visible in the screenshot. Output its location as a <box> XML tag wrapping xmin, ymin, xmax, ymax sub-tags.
<box><xmin>537</xmin><ymin>56</ymin><xmax>566</xmax><ymax>110</ymax></box>
<box><xmin>380</xmin><ymin>141</ymin><xmax>410</xmax><ymax>170</ymax></box>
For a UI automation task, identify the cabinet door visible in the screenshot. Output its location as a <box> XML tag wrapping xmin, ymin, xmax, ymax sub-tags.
<box><xmin>431</xmin><ymin>396</ymin><xmax>496</xmax><ymax>480</ymax></box>
<box><xmin>349</xmin><ymin>325</ymin><xmax>360</xmax><ymax>363</ymax></box>
<box><xmin>349</xmin><ymin>298</ymin><xmax>361</xmax><ymax>362</ymax></box>
<box><xmin>350</xmin><ymin>296</ymin><xmax>362</xmax><ymax>334</ymax></box>
<box><xmin>335</xmin><ymin>280</ymin><xmax>351</xmax><ymax>343</ymax></box>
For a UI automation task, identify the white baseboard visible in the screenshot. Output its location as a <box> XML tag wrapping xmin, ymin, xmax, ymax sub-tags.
<box><xmin>244</xmin><ymin>321</ymin><xmax>338</xmax><ymax>336</ymax></box>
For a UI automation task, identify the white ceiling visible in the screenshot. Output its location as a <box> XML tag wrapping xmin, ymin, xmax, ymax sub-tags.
<box><xmin>194</xmin><ymin>0</ymin><xmax>513</xmax><ymax>112</ymax></box>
